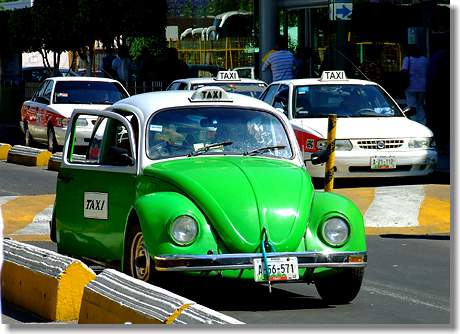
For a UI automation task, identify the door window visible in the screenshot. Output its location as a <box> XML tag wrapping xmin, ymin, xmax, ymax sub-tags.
<box><xmin>67</xmin><ymin>112</ymin><xmax>137</xmax><ymax>167</ymax></box>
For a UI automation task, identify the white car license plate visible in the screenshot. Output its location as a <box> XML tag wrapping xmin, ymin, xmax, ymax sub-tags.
<box><xmin>253</xmin><ymin>257</ymin><xmax>299</xmax><ymax>282</ymax></box>
<box><xmin>370</xmin><ymin>156</ymin><xmax>396</xmax><ymax>169</ymax></box>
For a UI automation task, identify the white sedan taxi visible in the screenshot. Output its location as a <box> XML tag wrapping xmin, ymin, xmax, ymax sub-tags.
<box><xmin>259</xmin><ymin>71</ymin><xmax>438</xmax><ymax>178</ymax></box>
<box><xmin>20</xmin><ymin>77</ymin><xmax>129</xmax><ymax>152</ymax></box>
<box><xmin>166</xmin><ymin>70</ymin><xmax>267</xmax><ymax>98</ymax></box>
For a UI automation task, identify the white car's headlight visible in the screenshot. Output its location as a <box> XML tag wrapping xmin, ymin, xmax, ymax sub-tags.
<box><xmin>316</xmin><ymin>139</ymin><xmax>352</xmax><ymax>151</ymax></box>
<box><xmin>321</xmin><ymin>217</ymin><xmax>349</xmax><ymax>246</ymax></box>
<box><xmin>408</xmin><ymin>137</ymin><xmax>436</xmax><ymax>149</ymax></box>
<box><xmin>170</xmin><ymin>215</ymin><xmax>198</xmax><ymax>245</ymax></box>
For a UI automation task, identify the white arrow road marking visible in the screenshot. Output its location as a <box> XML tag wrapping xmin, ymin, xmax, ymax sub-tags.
<box><xmin>364</xmin><ymin>185</ymin><xmax>425</xmax><ymax>227</ymax></box>
<box><xmin>14</xmin><ymin>204</ymin><xmax>53</xmax><ymax>235</ymax></box>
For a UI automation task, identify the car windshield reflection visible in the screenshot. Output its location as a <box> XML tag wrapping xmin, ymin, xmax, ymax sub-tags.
<box><xmin>147</xmin><ymin>107</ymin><xmax>293</xmax><ymax>160</ymax></box>
<box><xmin>294</xmin><ymin>84</ymin><xmax>403</xmax><ymax>118</ymax></box>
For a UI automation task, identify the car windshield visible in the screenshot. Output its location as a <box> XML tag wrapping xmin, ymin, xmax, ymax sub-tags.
<box><xmin>293</xmin><ymin>84</ymin><xmax>403</xmax><ymax>118</ymax></box>
<box><xmin>147</xmin><ymin>107</ymin><xmax>292</xmax><ymax>160</ymax></box>
<box><xmin>191</xmin><ymin>83</ymin><xmax>266</xmax><ymax>98</ymax></box>
<box><xmin>53</xmin><ymin>81</ymin><xmax>128</xmax><ymax>105</ymax></box>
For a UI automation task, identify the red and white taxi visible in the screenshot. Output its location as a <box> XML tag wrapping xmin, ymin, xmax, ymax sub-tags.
<box><xmin>259</xmin><ymin>71</ymin><xmax>438</xmax><ymax>178</ymax></box>
<box><xmin>20</xmin><ymin>77</ymin><xmax>129</xmax><ymax>152</ymax></box>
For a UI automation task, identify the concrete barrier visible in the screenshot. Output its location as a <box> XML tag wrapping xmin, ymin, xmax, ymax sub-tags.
<box><xmin>0</xmin><ymin>143</ymin><xmax>12</xmax><ymax>160</ymax></box>
<box><xmin>7</xmin><ymin>145</ymin><xmax>52</xmax><ymax>167</ymax></box>
<box><xmin>79</xmin><ymin>269</ymin><xmax>244</xmax><ymax>325</ymax></box>
<box><xmin>2</xmin><ymin>239</ymin><xmax>96</xmax><ymax>321</ymax></box>
<box><xmin>48</xmin><ymin>152</ymin><xmax>62</xmax><ymax>171</ymax></box>
<box><xmin>48</xmin><ymin>152</ymin><xmax>86</xmax><ymax>171</ymax></box>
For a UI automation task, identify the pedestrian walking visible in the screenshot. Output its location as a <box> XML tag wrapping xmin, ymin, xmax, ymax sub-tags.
<box><xmin>401</xmin><ymin>45</ymin><xmax>428</xmax><ymax>125</ymax></box>
<box><xmin>262</xmin><ymin>36</ymin><xmax>296</xmax><ymax>82</ymax></box>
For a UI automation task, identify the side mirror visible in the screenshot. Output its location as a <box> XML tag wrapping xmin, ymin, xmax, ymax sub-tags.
<box><xmin>274</xmin><ymin>95</ymin><xmax>287</xmax><ymax>106</ymax></box>
<box><xmin>308</xmin><ymin>150</ymin><xmax>330</xmax><ymax>165</ymax></box>
<box><xmin>402</xmin><ymin>106</ymin><xmax>416</xmax><ymax>117</ymax></box>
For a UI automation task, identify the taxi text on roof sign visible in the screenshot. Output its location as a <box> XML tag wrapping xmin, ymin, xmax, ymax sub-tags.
<box><xmin>190</xmin><ymin>86</ymin><xmax>232</xmax><ymax>102</ymax></box>
<box><xmin>216</xmin><ymin>71</ymin><xmax>240</xmax><ymax>81</ymax></box>
<box><xmin>320</xmin><ymin>70</ymin><xmax>347</xmax><ymax>81</ymax></box>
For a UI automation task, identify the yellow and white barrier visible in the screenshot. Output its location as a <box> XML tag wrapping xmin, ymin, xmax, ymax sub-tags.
<box><xmin>7</xmin><ymin>145</ymin><xmax>52</xmax><ymax>167</ymax></box>
<box><xmin>2</xmin><ymin>239</ymin><xmax>96</xmax><ymax>321</ymax></box>
<box><xmin>47</xmin><ymin>152</ymin><xmax>63</xmax><ymax>171</ymax></box>
<box><xmin>79</xmin><ymin>269</ymin><xmax>244</xmax><ymax>324</ymax></box>
<box><xmin>0</xmin><ymin>143</ymin><xmax>12</xmax><ymax>160</ymax></box>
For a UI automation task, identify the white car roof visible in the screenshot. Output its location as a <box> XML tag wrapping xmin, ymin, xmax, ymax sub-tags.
<box><xmin>272</xmin><ymin>77</ymin><xmax>379</xmax><ymax>86</ymax></box>
<box><xmin>46</xmin><ymin>76</ymin><xmax>122</xmax><ymax>83</ymax></box>
<box><xmin>112</xmin><ymin>89</ymin><xmax>276</xmax><ymax>119</ymax></box>
<box><xmin>171</xmin><ymin>77</ymin><xmax>267</xmax><ymax>85</ymax></box>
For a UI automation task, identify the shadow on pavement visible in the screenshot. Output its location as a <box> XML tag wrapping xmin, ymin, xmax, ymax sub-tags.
<box><xmin>152</xmin><ymin>275</ymin><xmax>331</xmax><ymax>312</ymax></box>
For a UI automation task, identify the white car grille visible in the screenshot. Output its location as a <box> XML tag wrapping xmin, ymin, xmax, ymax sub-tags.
<box><xmin>357</xmin><ymin>139</ymin><xmax>404</xmax><ymax>150</ymax></box>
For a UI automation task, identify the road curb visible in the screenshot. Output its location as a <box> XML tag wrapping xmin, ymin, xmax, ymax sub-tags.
<box><xmin>0</xmin><ymin>143</ymin><xmax>12</xmax><ymax>160</ymax></box>
<box><xmin>2</xmin><ymin>240</ymin><xmax>243</xmax><ymax>324</ymax></box>
<box><xmin>6</xmin><ymin>145</ymin><xmax>52</xmax><ymax>167</ymax></box>
<box><xmin>2</xmin><ymin>239</ymin><xmax>96</xmax><ymax>321</ymax></box>
<box><xmin>48</xmin><ymin>152</ymin><xmax>62</xmax><ymax>171</ymax></box>
<box><xmin>79</xmin><ymin>269</ymin><xmax>244</xmax><ymax>324</ymax></box>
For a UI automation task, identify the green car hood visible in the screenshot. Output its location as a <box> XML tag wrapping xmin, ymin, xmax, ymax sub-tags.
<box><xmin>143</xmin><ymin>157</ymin><xmax>313</xmax><ymax>253</ymax></box>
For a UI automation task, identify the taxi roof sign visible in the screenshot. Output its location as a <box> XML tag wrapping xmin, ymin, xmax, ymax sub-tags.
<box><xmin>189</xmin><ymin>86</ymin><xmax>232</xmax><ymax>102</ymax></box>
<box><xmin>320</xmin><ymin>70</ymin><xmax>347</xmax><ymax>81</ymax></box>
<box><xmin>215</xmin><ymin>71</ymin><xmax>240</xmax><ymax>81</ymax></box>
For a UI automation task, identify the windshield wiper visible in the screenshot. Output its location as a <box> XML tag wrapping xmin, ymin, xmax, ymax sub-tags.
<box><xmin>244</xmin><ymin>145</ymin><xmax>286</xmax><ymax>156</ymax></box>
<box><xmin>188</xmin><ymin>141</ymin><xmax>233</xmax><ymax>157</ymax></box>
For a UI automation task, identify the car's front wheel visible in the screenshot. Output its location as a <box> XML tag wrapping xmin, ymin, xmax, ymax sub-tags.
<box><xmin>314</xmin><ymin>268</ymin><xmax>364</xmax><ymax>304</ymax></box>
<box><xmin>124</xmin><ymin>223</ymin><xmax>153</xmax><ymax>282</ymax></box>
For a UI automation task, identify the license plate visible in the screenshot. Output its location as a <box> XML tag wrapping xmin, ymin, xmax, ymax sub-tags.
<box><xmin>370</xmin><ymin>156</ymin><xmax>396</xmax><ymax>169</ymax></box>
<box><xmin>253</xmin><ymin>257</ymin><xmax>299</xmax><ymax>282</ymax></box>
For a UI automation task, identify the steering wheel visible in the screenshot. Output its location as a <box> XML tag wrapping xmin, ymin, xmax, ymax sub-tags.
<box><xmin>149</xmin><ymin>141</ymin><xmax>171</xmax><ymax>158</ymax></box>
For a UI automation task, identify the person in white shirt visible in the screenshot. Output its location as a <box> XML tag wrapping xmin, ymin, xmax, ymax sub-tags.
<box><xmin>402</xmin><ymin>45</ymin><xmax>428</xmax><ymax>125</ymax></box>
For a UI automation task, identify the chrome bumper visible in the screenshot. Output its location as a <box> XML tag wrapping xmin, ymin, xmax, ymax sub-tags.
<box><xmin>154</xmin><ymin>251</ymin><xmax>367</xmax><ymax>272</ymax></box>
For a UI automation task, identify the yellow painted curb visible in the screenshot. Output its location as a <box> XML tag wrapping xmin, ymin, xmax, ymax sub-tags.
<box><xmin>7</xmin><ymin>146</ymin><xmax>52</xmax><ymax>167</ymax></box>
<box><xmin>2</xmin><ymin>240</ymin><xmax>96</xmax><ymax>321</ymax></box>
<box><xmin>0</xmin><ymin>143</ymin><xmax>12</xmax><ymax>160</ymax></box>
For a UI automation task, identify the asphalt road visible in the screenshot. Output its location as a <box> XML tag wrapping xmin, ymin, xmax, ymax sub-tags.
<box><xmin>0</xmin><ymin>159</ymin><xmax>452</xmax><ymax>326</ymax></box>
<box><xmin>2</xmin><ymin>235</ymin><xmax>451</xmax><ymax>326</ymax></box>
<box><xmin>0</xmin><ymin>161</ymin><xmax>57</xmax><ymax>196</ymax></box>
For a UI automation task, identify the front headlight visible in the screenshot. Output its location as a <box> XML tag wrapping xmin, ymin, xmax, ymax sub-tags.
<box><xmin>316</xmin><ymin>139</ymin><xmax>353</xmax><ymax>151</ymax></box>
<box><xmin>408</xmin><ymin>137</ymin><xmax>436</xmax><ymax>149</ymax></box>
<box><xmin>170</xmin><ymin>215</ymin><xmax>198</xmax><ymax>245</ymax></box>
<box><xmin>321</xmin><ymin>217</ymin><xmax>350</xmax><ymax>247</ymax></box>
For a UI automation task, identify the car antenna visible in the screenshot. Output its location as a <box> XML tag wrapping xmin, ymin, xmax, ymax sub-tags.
<box><xmin>331</xmin><ymin>46</ymin><xmax>370</xmax><ymax>81</ymax></box>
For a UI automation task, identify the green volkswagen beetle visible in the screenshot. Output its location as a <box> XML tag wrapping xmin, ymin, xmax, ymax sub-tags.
<box><xmin>52</xmin><ymin>86</ymin><xmax>367</xmax><ymax>304</ymax></box>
